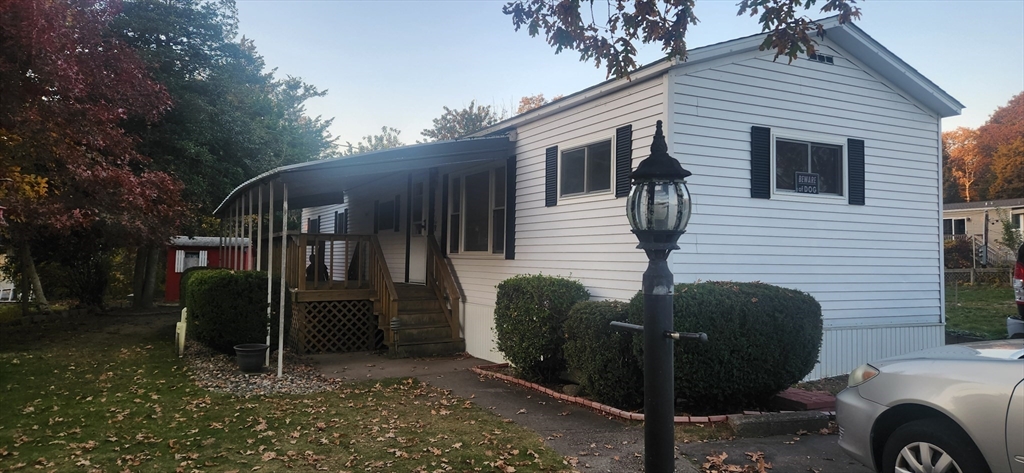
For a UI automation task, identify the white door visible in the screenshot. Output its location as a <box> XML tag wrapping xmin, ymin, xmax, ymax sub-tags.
<box><xmin>408</xmin><ymin>177</ymin><xmax>428</xmax><ymax>284</ymax></box>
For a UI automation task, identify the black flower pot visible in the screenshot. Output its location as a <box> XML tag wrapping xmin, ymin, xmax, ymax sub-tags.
<box><xmin>234</xmin><ymin>343</ymin><xmax>269</xmax><ymax>373</ymax></box>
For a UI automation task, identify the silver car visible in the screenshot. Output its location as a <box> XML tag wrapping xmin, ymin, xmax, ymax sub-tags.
<box><xmin>836</xmin><ymin>339</ymin><xmax>1024</xmax><ymax>473</ymax></box>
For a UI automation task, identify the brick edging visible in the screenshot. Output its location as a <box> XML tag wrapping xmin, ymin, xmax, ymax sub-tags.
<box><xmin>471</xmin><ymin>363</ymin><xmax>836</xmax><ymax>424</ymax></box>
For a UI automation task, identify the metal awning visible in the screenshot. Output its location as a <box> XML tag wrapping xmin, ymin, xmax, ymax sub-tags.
<box><xmin>213</xmin><ymin>135</ymin><xmax>515</xmax><ymax>215</ymax></box>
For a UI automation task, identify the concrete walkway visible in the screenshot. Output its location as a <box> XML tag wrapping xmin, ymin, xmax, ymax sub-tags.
<box><xmin>310</xmin><ymin>352</ymin><xmax>871</xmax><ymax>472</ymax></box>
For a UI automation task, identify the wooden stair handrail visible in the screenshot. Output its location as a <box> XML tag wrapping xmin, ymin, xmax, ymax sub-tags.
<box><xmin>426</xmin><ymin>235</ymin><xmax>462</xmax><ymax>340</ymax></box>
<box><xmin>368</xmin><ymin>235</ymin><xmax>399</xmax><ymax>346</ymax></box>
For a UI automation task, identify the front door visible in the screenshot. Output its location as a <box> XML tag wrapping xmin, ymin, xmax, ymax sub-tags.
<box><xmin>408</xmin><ymin>176</ymin><xmax>428</xmax><ymax>284</ymax></box>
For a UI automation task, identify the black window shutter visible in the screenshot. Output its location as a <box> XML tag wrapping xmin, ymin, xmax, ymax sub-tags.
<box><xmin>342</xmin><ymin>210</ymin><xmax>349</xmax><ymax>234</ymax></box>
<box><xmin>615</xmin><ymin>125</ymin><xmax>633</xmax><ymax>198</ymax></box>
<box><xmin>394</xmin><ymin>194</ymin><xmax>401</xmax><ymax>232</ymax></box>
<box><xmin>505</xmin><ymin>155</ymin><xmax>516</xmax><ymax>260</ymax></box>
<box><xmin>333</xmin><ymin>211</ymin><xmax>340</xmax><ymax>234</ymax></box>
<box><xmin>848</xmin><ymin>138</ymin><xmax>865</xmax><ymax>206</ymax></box>
<box><xmin>545</xmin><ymin>146</ymin><xmax>558</xmax><ymax>207</ymax></box>
<box><xmin>750</xmin><ymin>126</ymin><xmax>772</xmax><ymax>199</ymax></box>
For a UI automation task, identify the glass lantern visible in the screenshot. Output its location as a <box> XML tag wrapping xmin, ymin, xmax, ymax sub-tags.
<box><xmin>625</xmin><ymin>120</ymin><xmax>693</xmax><ymax>250</ymax></box>
<box><xmin>626</xmin><ymin>179</ymin><xmax>691</xmax><ymax>233</ymax></box>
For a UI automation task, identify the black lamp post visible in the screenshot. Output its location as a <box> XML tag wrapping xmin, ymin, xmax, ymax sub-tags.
<box><xmin>614</xmin><ymin>120</ymin><xmax>704</xmax><ymax>472</ymax></box>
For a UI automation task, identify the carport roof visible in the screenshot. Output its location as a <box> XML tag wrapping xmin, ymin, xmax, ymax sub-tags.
<box><xmin>213</xmin><ymin>135</ymin><xmax>514</xmax><ymax>216</ymax></box>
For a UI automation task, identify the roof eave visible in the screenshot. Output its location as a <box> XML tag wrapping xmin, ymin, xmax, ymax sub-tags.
<box><xmin>213</xmin><ymin>135</ymin><xmax>514</xmax><ymax>216</ymax></box>
<box><xmin>826</xmin><ymin>21</ymin><xmax>964</xmax><ymax>118</ymax></box>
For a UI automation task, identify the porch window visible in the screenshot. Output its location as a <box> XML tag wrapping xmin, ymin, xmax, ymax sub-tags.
<box><xmin>449</xmin><ymin>165</ymin><xmax>506</xmax><ymax>255</ymax></box>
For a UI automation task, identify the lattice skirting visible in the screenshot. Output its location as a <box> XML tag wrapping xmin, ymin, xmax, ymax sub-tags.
<box><xmin>290</xmin><ymin>300</ymin><xmax>375</xmax><ymax>354</ymax></box>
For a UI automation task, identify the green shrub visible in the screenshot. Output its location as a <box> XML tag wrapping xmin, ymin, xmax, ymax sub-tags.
<box><xmin>179</xmin><ymin>266</ymin><xmax>216</xmax><ymax>308</ymax></box>
<box><xmin>493</xmin><ymin>274</ymin><xmax>590</xmax><ymax>382</ymax></box>
<box><xmin>563</xmin><ymin>301</ymin><xmax>643</xmax><ymax>408</ymax></box>
<box><xmin>185</xmin><ymin>269</ymin><xmax>270</xmax><ymax>354</ymax></box>
<box><xmin>628</xmin><ymin>281</ymin><xmax>822</xmax><ymax>412</ymax></box>
<box><xmin>944</xmin><ymin>239</ymin><xmax>973</xmax><ymax>269</ymax></box>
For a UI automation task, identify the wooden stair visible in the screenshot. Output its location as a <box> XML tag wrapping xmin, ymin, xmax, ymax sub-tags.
<box><xmin>389</xmin><ymin>283</ymin><xmax>465</xmax><ymax>357</ymax></box>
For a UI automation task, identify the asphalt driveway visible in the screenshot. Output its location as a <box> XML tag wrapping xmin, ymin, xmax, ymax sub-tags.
<box><xmin>312</xmin><ymin>351</ymin><xmax>873</xmax><ymax>472</ymax></box>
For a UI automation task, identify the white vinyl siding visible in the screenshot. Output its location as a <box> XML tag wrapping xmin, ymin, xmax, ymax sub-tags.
<box><xmin>667</xmin><ymin>42</ymin><xmax>943</xmax><ymax>349</ymax></box>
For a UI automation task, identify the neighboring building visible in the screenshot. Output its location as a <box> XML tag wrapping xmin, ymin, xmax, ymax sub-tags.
<box><xmin>215</xmin><ymin>17</ymin><xmax>963</xmax><ymax>379</ymax></box>
<box><xmin>943</xmin><ymin>198</ymin><xmax>1024</xmax><ymax>265</ymax></box>
<box><xmin>164</xmin><ymin>236</ymin><xmax>250</xmax><ymax>303</ymax></box>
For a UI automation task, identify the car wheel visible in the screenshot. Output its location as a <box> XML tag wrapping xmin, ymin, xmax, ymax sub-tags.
<box><xmin>882</xmin><ymin>418</ymin><xmax>989</xmax><ymax>473</ymax></box>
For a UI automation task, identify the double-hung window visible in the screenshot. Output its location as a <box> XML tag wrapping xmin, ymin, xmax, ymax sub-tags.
<box><xmin>560</xmin><ymin>140</ymin><xmax>612</xmax><ymax>197</ymax></box>
<box><xmin>775</xmin><ymin>138</ymin><xmax>844</xmax><ymax>196</ymax></box>
<box><xmin>449</xmin><ymin>165</ymin><xmax>506</xmax><ymax>255</ymax></box>
<box><xmin>943</xmin><ymin>218</ymin><xmax>966</xmax><ymax>236</ymax></box>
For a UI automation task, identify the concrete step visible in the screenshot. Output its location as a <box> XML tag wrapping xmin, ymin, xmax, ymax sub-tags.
<box><xmin>392</xmin><ymin>338</ymin><xmax>466</xmax><ymax>358</ymax></box>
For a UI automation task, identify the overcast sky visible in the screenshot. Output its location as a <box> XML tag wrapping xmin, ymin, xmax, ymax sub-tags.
<box><xmin>235</xmin><ymin>0</ymin><xmax>1024</xmax><ymax>148</ymax></box>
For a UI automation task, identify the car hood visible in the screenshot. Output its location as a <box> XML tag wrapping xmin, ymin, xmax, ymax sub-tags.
<box><xmin>872</xmin><ymin>339</ymin><xmax>1024</xmax><ymax>368</ymax></box>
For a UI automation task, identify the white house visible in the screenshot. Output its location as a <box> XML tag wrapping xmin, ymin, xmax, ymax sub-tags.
<box><xmin>216</xmin><ymin>17</ymin><xmax>962</xmax><ymax>379</ymax></box>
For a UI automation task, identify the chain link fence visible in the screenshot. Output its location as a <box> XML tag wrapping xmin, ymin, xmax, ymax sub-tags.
<box><xmin>945</xmin><ymin>268</ymin><xmax>1013</xmax><ymax>286</ymax></box>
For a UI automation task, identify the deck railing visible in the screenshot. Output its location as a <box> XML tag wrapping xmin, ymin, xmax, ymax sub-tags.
<box><xmin>426</xmin><ymin>235</ymin><xmax>462</xmax><ymax>340</ymax></box>
<box><xmin>290</xmin><ymin>233</ymin><xmax>372</xmax><ymax>291</ymax></box>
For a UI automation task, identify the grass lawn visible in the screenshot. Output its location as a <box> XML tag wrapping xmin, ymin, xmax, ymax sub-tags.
<box><xmin>945</xmin><ymin>283</ymin><xmax>1017</xmax><ymax>339</ymax></box>
<box><xmin>0</xmin><ymin>314</ymin><xmax>569</xmax><ymax>472</ymax></box>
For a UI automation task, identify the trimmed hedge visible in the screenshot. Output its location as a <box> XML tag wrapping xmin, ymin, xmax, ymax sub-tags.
<box><xmin>493</xmin><ymin>274</ymin><xmax>590</xmax><ymax>382</ymax></box>
<box><xmin>179</xmin><ymin>266</ymin><xmax>216</xmax><ymax>308</ymax></box>
<box><xmin>628</xmin><ymin>281</ymin><xmax>822</xmax><ymax>412</ymax></box>
<box><xmin>563</xmin><ymin>301</ymin><xmax>643</xmax><ymax>408</ymax></box>
<box><xmin>185</xmin><ymin>269</ymin><xmax>270</xmax><ymax>354</ymax></box>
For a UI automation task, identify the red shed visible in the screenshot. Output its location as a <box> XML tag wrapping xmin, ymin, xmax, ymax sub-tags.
<box><xmin>165</xmin><ymin>236</ymin><xmax>250</xmax><ymax>302</ymax></box>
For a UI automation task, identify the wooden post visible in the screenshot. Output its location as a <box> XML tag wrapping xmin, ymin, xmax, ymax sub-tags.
<box><xmin>278</xmin><ymin>182</ymin><xmax>288</xmax><ymax>378</ymax></box>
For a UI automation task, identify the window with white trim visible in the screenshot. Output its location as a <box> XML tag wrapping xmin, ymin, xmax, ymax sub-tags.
<box><xmin>174</xmin><ymin>250</ymin><xmax>207</xmax><ymax>272</ymax></box>
<box><xmin>943</xmin><ymin>218</ymin><xmax>966</xmax><ymax>235</ymax></box>
<box><xmin>449</xmin><ymin>165</ymin><xmax>506</xmax><ymax>254</ymax></box>
<box><xmin>774</xmin><ymin>137</ymin><xmax>844</xmax><ymax>196</ymax></box>
<box><xmin>560</xmin><ymin>140</ymin><xmax>612</xmax><ymax>197</ymax></box>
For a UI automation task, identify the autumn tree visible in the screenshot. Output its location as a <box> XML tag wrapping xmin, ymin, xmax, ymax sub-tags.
<box><xmin>502</xmin><ymin>0</ymin><xmax>861</xmax><ymax>79</ymax></box>
<box><xmin>942</xmin><ymin>127</ymin><xmax>987</xmax><ymax>202</ymax></box>
<box><xmin>988</xmin><ymin>138</ymin><xmax>1024</xmax><ymax>200</ymax></box>
<box><xmin>976</xmin><ymin>92</ymin><xmax>1024</xmax><ymax>199</ymax></box>
<box><xmin>516</xmin><ymin>93</ymin><xmax>563</xmax><ymax>115</ymax></box>
<box><xmin>1</xmin><ymin>0</ymin><xmax>184</xmax><ymax>309</ymax></box>
<box><xmin>421</xmin><ymin>101</ymin><xmax>504</xmax><ymax>142</ymax></box>
<box><xmin>343</xmin><ymin>126</ymin><xmax>405</xmax><ymax>155</ymax></box>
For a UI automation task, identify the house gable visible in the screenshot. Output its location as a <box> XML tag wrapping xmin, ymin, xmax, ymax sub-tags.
<box><xmin>665</xmin><ymin>38</ymin><xmax>945</xmax><ymax>335</ymax></box>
